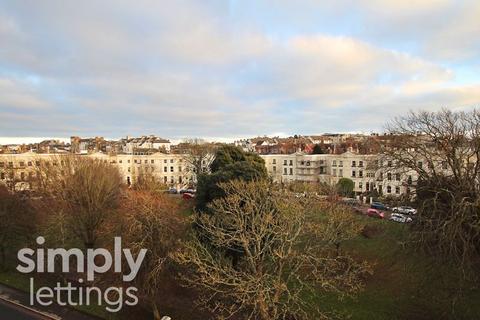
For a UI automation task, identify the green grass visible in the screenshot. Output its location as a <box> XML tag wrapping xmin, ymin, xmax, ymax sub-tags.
<box><xmin>0</xmin><ymin>270</ymin><xmax>31</xmax><ymax>292</ymax></box>
<box><xmin>2</xmin><ymin>215</ymin><xmax>479</xmax><ymax>319</ymax></box>
<box><xmin>312</xmin><ymin>217</ymin><xmax>480</xmax><ymax>320</ymax></box>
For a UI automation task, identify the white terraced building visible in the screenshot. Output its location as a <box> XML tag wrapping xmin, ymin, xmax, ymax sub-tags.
<box><xmin>260</xmin><ymin>151</ymin><xmax>417</xmax><ymax>197</ymax></box>
<box><xmin>1</xmin><ymin>151</ymin><xmax>419</xmax><ymax>197</ymax></box>
<box><xmin>0</xmin><ymin>152</ymin><xmax>194</xmax><ymax>191</ymax></box>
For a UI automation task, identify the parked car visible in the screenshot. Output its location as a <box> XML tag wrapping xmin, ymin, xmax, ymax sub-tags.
<box><xmin>179</xmin><ymin>188</ymin><xmax>196</xmax><ymax>194</ymax></box>
<box><xmin>389</xmin><ymin>213</ymin><xmax>413</xmax><ymax>223</ymax></box>
<box><xmin>371</xmin><ymin>202</ymin><xmax>388</xmax><ymax>210</ymax></box>
<box><xmin>182</xmin><ymin>192</ymin><xmax>195</xmax><ymax>200</ymax></box>
<box><xmin>367</xmin><ymin>208</ymin><xmax>385</xmax><ymax>219</ymax></box>
<box><xmin>392</xmin><ymin>206</ymin><xmax>416</xmax><ymax>215</ymax></box>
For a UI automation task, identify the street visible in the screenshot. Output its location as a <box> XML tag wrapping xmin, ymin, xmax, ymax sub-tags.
<box><xmin>0</xmin><ymin>298</ymin><xmax>51</xmax><ymax>320</ymax></box>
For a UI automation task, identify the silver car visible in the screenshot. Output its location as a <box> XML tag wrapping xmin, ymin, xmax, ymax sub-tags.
<box><xmin>392</xmin><ymin>206</ymin><xmax>417</xmax><ymax>215</ymax></box>
<box><xmin>389</xmin><ymin>213</ymin><xmax>412</xmax><ymax>223</ymax></box>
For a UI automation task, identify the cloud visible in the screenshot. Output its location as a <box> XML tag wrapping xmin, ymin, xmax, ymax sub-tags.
<box><xmin>0</xmin><ymin>0</ymin><xmax>479</xmax><ymax>139</ymax></box>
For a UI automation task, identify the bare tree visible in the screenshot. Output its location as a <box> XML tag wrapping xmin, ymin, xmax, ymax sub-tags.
<box><xmin>0</xmin><ymin>156</ymin><xmax>27</xmax><ymax>192</ymax></box>
<box><xmin>181</xmin><ymin>139</ymin><xmax>215</xmax><ymax>185</ymax></box>
<box><xmin>313</xmin><ymin>203</ymin><xmax>365</xmax><ymax>256</ymax></box>
<box><xmin>174</xmin><ymin>180</ymin><xmax>370</xmax><ymax>320</ymax></box>
<box><xmin>121</xmin><ymin>190</ymin><xmax>186</xmax><ymax>320</ymax></box>
<box><xmin>34</xmin><ymin>155</ymin><xmax>122</xmax><ymax>248</ymax></box>
<box><xmin>0</xmin><ymin>186</ymin><xmax>35</xmax><ymax>269</ymax></box>
<box><xmin>133</xmin><ymin>165</ymin><xmax>168</xmax><ymax>193</ymax></box>
<box><xmin>384</xmin><ymin>108</ymin><xmax>480</xmax><ymax>277</ymax></box>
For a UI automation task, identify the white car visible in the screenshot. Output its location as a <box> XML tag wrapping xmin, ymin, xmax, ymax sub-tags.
<box><xmin>389</xmin><ymin>213</ymin><xmax>412</xmax><ymax>223</ymax></box>
<box><xmin>392</xmin><ymin>206</ymin><xmax>417</xmax><ymax>215</ymax></box>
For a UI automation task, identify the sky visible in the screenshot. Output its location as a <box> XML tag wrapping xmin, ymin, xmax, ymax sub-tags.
<box><xmin>1</xmin><ymin>0</ymin><xmax>479</xmax><ymax>142</ymax></box>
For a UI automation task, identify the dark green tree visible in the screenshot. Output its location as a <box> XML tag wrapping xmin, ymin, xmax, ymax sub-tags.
<box><xmin>312</xmin><ymin>144</ymin><xmax>325</xmax><ymax>154</ymax></box>
<box><xmin>336</xmin><ymin>178</ymin><xmax>354</xmax><ymax>197</ymax></box>
<box><xmin>196</xmin><ymin>145</ymin><xmax>267</xmax><ymax>210</ymax></box>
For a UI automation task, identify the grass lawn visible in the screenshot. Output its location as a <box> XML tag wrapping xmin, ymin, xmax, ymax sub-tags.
<box><xmin>314</xmin><ymin>217</ymin><xmax>480</xmax><ymax>320</ymax></box>
<box><xmin>1</xmin><ymin>211</ymin><xmax>479</xmax><ymax>320</ymax></box>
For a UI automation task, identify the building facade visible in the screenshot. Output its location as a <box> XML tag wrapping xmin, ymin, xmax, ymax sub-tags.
<box><xmin>1</xmin><ymin>150</ymin><xmax>420</xmax><ymax>197</ymax></box>
<box><xmin>261</xmin><ymin>151</ymin><xmax>416</xmax><ymax>197</ymax></box>
<box><xmin>0</xmin><ymin>152</ymin><xmax>193</xmax><ymax>191</ymax></box>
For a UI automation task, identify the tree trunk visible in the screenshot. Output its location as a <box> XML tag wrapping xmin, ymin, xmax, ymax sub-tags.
<box><xmin>152</xmin><ymin>302</ymin><xmax>162</xmax><ymax>320</ymax></box>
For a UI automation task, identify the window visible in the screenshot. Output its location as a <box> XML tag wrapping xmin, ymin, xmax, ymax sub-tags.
<box><xmin>359</xmin><ymin>161</ymin><xmax>364</xmax><ymax>167</ymax></box>
<box><xmin>119</xmin><ymin>160</ymin><xmax>122</xmax><ymax>164</ymax></box>
<box><xmin>289</xmin><ymin>168</ymin><xmax>293</xmax><ymax>175</ymax></box>
<box><xmin>28</xmin><ymin>161</ymin><xmax>32</xmax><ymax>166</ymax></box>
<box><xmin>128</xmin><ymin>167</ymin><xmax>131</xmax><ymax>172</ymax></box>
<box><xmin>339</xmin><ymin>169</ymin><xmax>343</xmax><ymax>177</ymax></box>
<box><xmin>144</xmin><ymin>160</ymin><xmax>148</xmax><ymax>164</ymax></box>
<box><xmin>164</xmin><ymin>166</ymin><xmax>167</xmax><ymax>172</ymax></box>
<box><xmin>418</xmin><ymin>161</ymin><xmax>423</xmax><ymax>169</ymax></box>
<box><xmin>359</xmin><ymin>170</ymin><xmax>363</xmax><ymax>178</ymax></box>
<box><xmin>170</xmin><ymin>159</ymin><xmax>174</xmax><ymax>163</ymax></box>
<box><xmin>179</xmin><ymin>176</ymin><xmax>182</xmax><ymax>184</ymax></box>
<box><xmin>387</xmin><ymin>173</ymin><xmax>392</xmax><ymax>181</ymax></box>
<box><xmin>19</xmin><ymin>161</ymin><xmax>25</xmax><ymax>167</ymax></box>
<box><xmin>366</xmin><ymin>182</ymin><xmax>370</xmax><ymax>191</ymax></box>
<box><xmin>170</xmin><ymin>166</ymin><xmax>174</xmax><ymax>172</ymax></box>
<box><xmin>388</xmin><ymin>160</ymin><xmax>392</xmax><ymax>167</ymax></box>
<box><xmin>289</xmin><ymin>160</ymin><xmax>293</xmax><ymax>166</ymax></box>
<box><xmin>273</xmin><ymin>166</ymin><xmax>276</xmax><ymax>173</ymax></box>
<box><xmin>395</xmin><ymin>173</ymin><xmax>400</xmax><ymax>181</ymax></box>
<box><xmin>170</xmin><ymin>176</ymin><xmax>174</xmax><ymax>183</ymax></box>
<box><xmin>359</xmin><ymin>182</ymin><xmax>363</xmax><ymax>190</ymax></box>
<box><xmin>179</xmin><ymin>166</ymin><xmax>182</xmax><ymax>172</ymax></box>
<box><xmin>352</xmin><ymin>161</ymin><xmax>356</xmax><ymax>167</ymax></box>
<box><xmin>387</xmin><ymin>185</ymin><xmax>392</xmax><ymax>193</ymax></box>
<box><xmin>339</xmin><ymin>161</ymin><xmax>343</xmax><ymax>167</ymax></box>
<box><xmin>352</xmin><ymin>170</ymin><xmax>356</xmax><ymax>177</ymax></box>
<box><xmin>134</xmin><ymin>159</ymin><xmax>138</xmax><ymax>164</ymax></box>
<box><xmin>306</xmin><ymin>161</ymin><xmax>310</xmax><ymax>166</ymax></box>
<box><xmin>164</xmin><ymin>176</ymin><xmax>167</xmax><ymax>183</ymax></box>
<box><xmin>332</xmin><ymin>160</ymin><xmax>337</xmax><ymax>167</ymax></box>
<box><xmin>407</xmin><ymin>175</ymin><xmax>412</xmax><ymax>185</ymax></box>
<box><xmin>272</xmin><ymin>159</ymin><xmax>276</xmax><ymax>164</ymax></box>
<box><xmin>395</xmin><ymin>186</ymin><xmax>400</xmax><ymax>194</ymax></box>
<box><xmin>332</xmin><ymin>168</ymin><xmax>337</xmax><ymax>177</ymax></box>
<box><xmin>284</xmin><ymin>160</ymin><xmax>287</xmax><ymax>165</ymax></box>
<box><xmin>164</xmin><ymin>159</ymin><xmax>167</xmax><ymax>163</ymax></box>
<box><xmin>8</xmin><ymin>162</ymin><xmax>13</xmax><ymax>168</ymax></box>
<box><xmin>20</xmin><ymin>172</ymin><xmax>25</xmax><ymax>181</ymax></box>
<box><xmin>283</xmin><ymin>168</ymin><xmax>287</xmax><ymax>175</ymax></box>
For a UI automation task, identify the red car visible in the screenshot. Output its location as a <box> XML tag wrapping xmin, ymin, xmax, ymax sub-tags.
<box><xmin>367</xmin><ymin>208</ymin><xmax>385</xmax><ymax>219</ymax></box>
<box><xmin>182</xmin><ymin>192</ymin><xmax>195</xmax><ymax>200</ymax></box>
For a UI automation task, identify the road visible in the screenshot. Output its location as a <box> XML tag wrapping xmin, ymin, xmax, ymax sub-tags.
<box><xmin>0</xmin><ymin>298</ymin><xmax>51</xmax><ymax>320</ymax></box>
<box><xmin>0</xmin><ymin>282</ymin><xmax>97</xmax><ymax>320</ymax></box>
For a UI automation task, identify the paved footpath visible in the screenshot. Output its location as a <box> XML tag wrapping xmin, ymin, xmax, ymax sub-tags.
<box><xmin>0</xmin><ymin>283</ymin><xmax>99</xmax><ymax>320</ymax></box>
